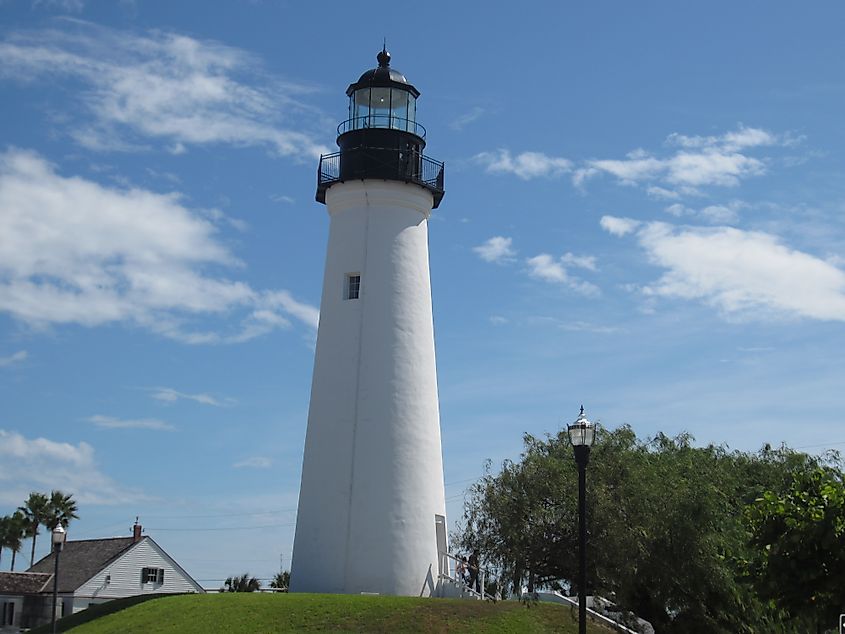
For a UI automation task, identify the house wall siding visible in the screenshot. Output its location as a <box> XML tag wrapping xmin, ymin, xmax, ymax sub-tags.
<box><xmin>74</xmin><ymin>538</ymin><xmax>202</xmax><ymax>605</ymax></box>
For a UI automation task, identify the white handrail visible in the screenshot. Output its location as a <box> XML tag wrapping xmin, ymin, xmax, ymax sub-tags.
<box><xmin>533</xmin><ymin>591</ymin><xmax>641</xmax><ymax>634</ymax></box>
<box><xmin>438</xmin><ymin>551</ymin><xmax>490</xmax><ymax>600</ymax></box>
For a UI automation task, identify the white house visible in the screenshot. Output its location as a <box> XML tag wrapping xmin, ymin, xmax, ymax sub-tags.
<box><xmin>0</xmin><ymin>523</ymin><xmax>203</xmax><ymax>630</ymax></box>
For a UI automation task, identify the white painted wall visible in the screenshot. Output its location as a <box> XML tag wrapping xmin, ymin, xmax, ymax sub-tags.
<box><xmin>291</xmin><ymin>180</ymin><xmax>447</xmax><ymax>596</ymax></box>
<box><xmin>73</xmin><ymin>537</ymin><xmax>202</xmax><ymax>610</ymax></box>
<box><xmin>0</xmin><ymin>595</ymin><xmax>23</xmax><ymax>628</ymax></box>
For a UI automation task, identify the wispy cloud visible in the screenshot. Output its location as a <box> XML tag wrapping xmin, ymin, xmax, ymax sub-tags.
<box><xmin>601</xmin><ymin>216</ymin><xmax>845</xmax><ymax>321</ymax></box>
<box><xmin>233</xmin><ymin>456</ymin><xmax>272</xmax><ymax>469</ymax></box>
<box><xmin>528</xmin><ymin>315</ymin><xmax>622</xmax><ymax>334</ymax></box>
<box><xmin>0</xmin><ymin>148</ymin><xmax>318</xmax><ymax>343</ymax></box>
<box><xmin>474</xmin><ymin>150</ymin><xmax>572</xmax><ymax>180</ymax></box>
<box><xmin>525</xmin><ymin>254</ymin><xmax>600</xmax><ymax>296</ymax></box>
<box><xmin>0</xmin><ymin>21</ymin><xmax>330</xmax><ymax>158</ymax></box>
<box><xmin>0</xmin><ymin>429</ymin><xmax>149</xmax><ymax>504</ymax></box>
<box><xmin>473</xmin><ymin>236</ymin><xmax>516</xmax><ymax>263</ymax></box>
<box><xmin>664</xmin><ymin>200</ymin><xmax>745</xmax><ymax>224</ymax></box>
<box><xmin>151</xmin><ymin>387</ymin><xmax>231</xmax><ymax>407</ymax></box>
<box><xmin>0</xmin><ymin>350</ymin><xmax>27</xmax><ymax>367</ymax></box>
<box><xmin>450</xmin><ymin>106</ymin><xmax>485</xmax><ymax>131</ymax></box>
<box><xmin>32</xmin><ymin>0</ymin><xmax>85</xmax><ymax>11</ymax></box>
<box><xmin>646</xmin><ymin>186</ymin><xmax>681</xmax><ymax>200</ymax></box>
<box><xmin>88</xmin><ymin>415</ymin><xmax>175</xmax><ymax>431</ymax></box>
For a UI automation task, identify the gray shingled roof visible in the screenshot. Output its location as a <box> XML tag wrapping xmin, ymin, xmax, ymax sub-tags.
<box><xmin>0</xmin><ymin>571</ymin><xmax>53</xmax><ymax>594</ymax></box>
<box><xmin>27</xmin><ymin>537</ymin><xmax>136</xmax><ymax>593</ymax></box>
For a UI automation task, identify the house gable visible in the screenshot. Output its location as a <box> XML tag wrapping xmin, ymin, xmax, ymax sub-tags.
<box><xmin>74</xmin><ymin>537</ymin><xmax>204</xmax><ymax>599</ymax></box>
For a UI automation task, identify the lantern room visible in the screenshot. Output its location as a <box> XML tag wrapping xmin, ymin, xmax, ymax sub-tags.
<box><xmin>344</xmin><ymin>48</ymin><xmax>421</xmax><ymax>135</ymax></box>
<box><xmin>316</xmin><ymin>48</ymin><xmax>445</xmax><ymax>208</ymax></box>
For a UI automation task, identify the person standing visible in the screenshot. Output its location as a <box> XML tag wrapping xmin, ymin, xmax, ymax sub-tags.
<box><xmin>468</xmin><ymin>549</ymin><xmax>480</xmax><ymax>593</ymax></box>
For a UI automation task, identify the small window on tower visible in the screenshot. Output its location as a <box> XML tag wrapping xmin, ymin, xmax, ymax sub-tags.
<box><xmin>346</xmin><ymin>274</ymin><xmax>361</xmax><ymax>300</ymax></box>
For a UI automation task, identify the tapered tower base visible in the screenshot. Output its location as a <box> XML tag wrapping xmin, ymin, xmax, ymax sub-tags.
<box><xmin>290</xmin><ymin>180</ymin><xmax>447</xmax><ymax>596</ymax></box>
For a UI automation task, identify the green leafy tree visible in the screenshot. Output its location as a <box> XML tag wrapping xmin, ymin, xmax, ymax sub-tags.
<box><xmin>18</xmin><ymin>491</ymin><xmax>50</xmax><ymax>568</ymax></box>
<box><xmin>459</xmin><ymin>426</ymin><xmax>821</xmax><ymax>633</ymax></box>
<box><xmin>745</xmin><ymin>464</ymin><xmax>845</xmax><ymax>632</ymax></box>
<box><xmin>270</xmin><ymin>570</ymin><xmax>290</xmax><ymax>591</ymax></box>
<box><xmin>220</xmin><ymin>573</ymin><xmax>261</xmax><ymax>592</ymax></box>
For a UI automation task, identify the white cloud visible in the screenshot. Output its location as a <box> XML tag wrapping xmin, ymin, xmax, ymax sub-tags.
<box><xmin>605</xmin><ymin>217</ymin><xmax>845</xmax><ymax>321</ymax></box>
<box><xmin>599</xmin><ymin>216</ymin><xmax>640</xmax><ymax>237</ymax></box>
<box><xmin>572</xmin><ymin>167</ymin><xmax>599</xmax><ymax>188</ymax></box>
<box><xmin>667</xmin><ymin>126</ymin><xmax>782</xmax><ymax>152</ymax></box>
<box><xmin>88</xmin><ymin>415</ymin><xmax>175</xmax><ymax>431</ymax></box>
<box><xmin>585</xmin><ymin>126</ymin><xmax>789</xmax><ymax>190</ymax></box>
<box><xmin>0</xmin><ymin>350</ymin><xmax>27</xmax><ymax>367</ymax></box>
<box><xmin>0</xmin><ymin>23</ymin><xmax>329</xmax><ymax>158</ymax></box>
<box><xmin>489</xmin><ymin>315</ymin><xmax>509</xmax><ymax>325</ymax></box>
<box><xmin>233</xmin><ymin>456</ymin><xmax>272</xmax><ymax>469</ymax></box>
<box><xmin>699</xmin><ymin>204</ymin><xmax>740</xmax><ymax>224</ymax></box>
<box><xmin>151</xmin><ymin>388</ymin><xmax>229</xmax><ymax>407</ymax></box>
<box><xmin>526</xmin><ymin>254</ymin><xmax>599</xmax><ymax>296</ymax></box>
<box><xmin>561</xmin><ymin>252</ymin><xmax>598</xmax><ymax>271</ymax></box>
<box><xmin>263</xmin><ymin>290</ymin><xmax>320</xmax><ymax>330</ymax></box>
<box><xmin>665</xmin><ymin>203</ymin><xmax>689</xmax><ymax>217</ymax></box>
<box><xmin>0</xmin><ymin>429</ymin><xmax>149</xmax><ymax>505</ymax></box>
<box><xmin>474</xmin><ymin>150</ymin><xmax>572</xmax><ymax>180</ymax></box>
<box><xmin>0</xmin><ymin>149</ymin><xmax>318</xmax><ymax>343</ymax></box>
<box><xmin>473</xmin><ymin>236</ymin><xmax>516</xmax><ymax>263</ymax></box>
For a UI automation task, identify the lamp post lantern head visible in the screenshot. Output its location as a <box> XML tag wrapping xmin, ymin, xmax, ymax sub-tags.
<box><xmin>51</xmin><ymin>524</ymin><xmax>66</xmax><ymax>549</ymax></box>
<box><xmin>568</xmin><ymin>405</ymin><xmax>595</xmax><ymax>448</ymax></box>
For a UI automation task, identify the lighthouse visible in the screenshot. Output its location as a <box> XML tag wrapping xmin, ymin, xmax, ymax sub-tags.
<box><xmin>290</xmin><ymin>49</ymin><xmax>447</xmax><ymax>596</ymax></box>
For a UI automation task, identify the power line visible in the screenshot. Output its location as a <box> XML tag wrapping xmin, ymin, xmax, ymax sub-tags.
<box><xmin>141</xmin><ymin>508</ymin><xmax>297</xmax><ymax>520</ymax></box>
<box><xmin>146</xmin><ymin>523</ymin><xmax>295</xmax><ymax>532</ymax></box>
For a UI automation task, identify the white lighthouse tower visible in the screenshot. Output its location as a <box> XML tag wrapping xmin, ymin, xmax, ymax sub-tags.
<box><xmin>290</xmin><ymin>49</ymin><xmax>447</xmax><ymax>596</ymax></box>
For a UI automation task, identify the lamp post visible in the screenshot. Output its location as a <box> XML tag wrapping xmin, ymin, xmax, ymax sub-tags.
<box><xmin>51</xmin><ymin>524</ymin><xmax>66</xmax><ymax>634</ymax></box>
<box><xmin>568</xmin><ymin>406</ymin><xmax>595</xmax><ymax>634</ymax></box>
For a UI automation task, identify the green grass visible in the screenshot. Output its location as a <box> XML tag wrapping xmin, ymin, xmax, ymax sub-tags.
<box><xmin>29</xmin><ymin>594</ymin><xmax>173</xmax><ymax>634</ymax></box>
<box><xmin>60</xmin><ymin>593</ymin><xmax>615</xmax><ymax>633</ymax></box>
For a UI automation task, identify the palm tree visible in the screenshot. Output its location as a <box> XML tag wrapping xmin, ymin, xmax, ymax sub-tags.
<box><xmin>220</xmin><ymin>573</ymin><xmax>261</xmax><ymax>592</ymax></box>
<box><xmin>4</xmin><ymin>512</ymin><xmax>26</xmax><ymax>571</ymax></box>
<box><xmin>0</xmin><ymin>515</ymin><xmax>13</xmax><ymax>568</ymax></box>
<box><xmin>43</xmin><ymin>490</ymin><xmax>79</xmax><ymax>531</ymax></box>
<box><xmin>270</xmin><ymin>570</ymin><xmax>290</xmax><ymax>591</ymax></box>
<box><xmin>18</xmin><ymin>491</ymin><xmax>49</xmax><ymax>567</ymax></box>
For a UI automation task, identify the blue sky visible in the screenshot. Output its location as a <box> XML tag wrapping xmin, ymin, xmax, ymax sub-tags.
<box><xmin>1</xmin><ymin>1</ymin><xmax>844</xmax><ymax>586</ymax></box>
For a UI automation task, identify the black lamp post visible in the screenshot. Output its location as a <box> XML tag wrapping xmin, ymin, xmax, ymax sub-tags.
<box><xmin>50</xmin><ymin>524</ymin><xmax>66</xmax><ymax>634</ymax></box>
<box><xmin>568</xmin><ymin>406</ymin><xmax>595</xmax><ymax>634</ymax></box>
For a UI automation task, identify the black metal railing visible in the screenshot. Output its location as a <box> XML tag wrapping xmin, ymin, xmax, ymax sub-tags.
<box><xmin>316</xmin><ymin>147</ymin><xmax>444</xmax><ymax>208</ymax></box>
<box><xmin>337</xmin><ymin>116</ymin><xmax>427</xmax><ymax>138</ymax></box>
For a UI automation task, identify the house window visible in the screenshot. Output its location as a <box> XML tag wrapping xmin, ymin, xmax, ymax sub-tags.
<box><xmin>142</xmin><ymin>567</ymin><xmax>164</xmax><ymax>584</ymax></box>
<box><xmin>346</xmin><ymin>274</ymin><xmax>361</xmax><ymax>300</ymax></box>
<box><xmin>3</xmin><ymin>602</ymin><xmax>14</xmax><ymax>627</ymax></box>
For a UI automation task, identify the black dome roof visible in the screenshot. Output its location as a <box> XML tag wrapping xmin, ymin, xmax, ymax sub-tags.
<box><xmin>346</xmin><ymin>48</ymin><xmax>420</xmax><ymax>98</ymax></box>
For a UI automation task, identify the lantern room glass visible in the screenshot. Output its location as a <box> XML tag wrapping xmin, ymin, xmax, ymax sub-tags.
<box><xmin>350</xmin><ymin>87</ymin><xmax>416</xmax><ymax>132</ymax></box>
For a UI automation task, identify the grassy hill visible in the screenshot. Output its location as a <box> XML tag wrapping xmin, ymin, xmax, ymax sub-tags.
<box><xmin>55</xmin><ymin>593</ymin><xmax>616</xmax><ymax>633</ymax></box>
